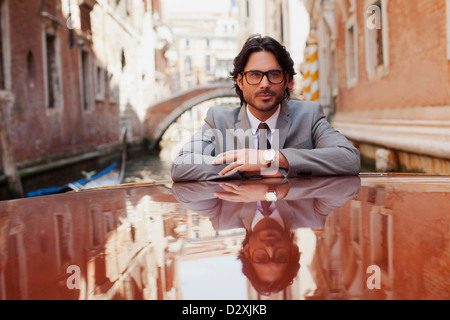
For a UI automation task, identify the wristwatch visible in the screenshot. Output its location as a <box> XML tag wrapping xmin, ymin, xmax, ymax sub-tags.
<box><xmin>263</xmin><ymin>149</ymin><xmax>276</xmax><ymax>166</ymax></box>
<box><xmin>265</xmin><ymin>190</ymin><xmax>278</xmax><ymax>202</ymax></box>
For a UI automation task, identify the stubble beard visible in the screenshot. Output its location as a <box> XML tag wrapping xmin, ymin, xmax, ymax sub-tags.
<box><xmin>245</xmin><ymin>89</ymin><xmax>285</xmax><ymax>114</ymax></box>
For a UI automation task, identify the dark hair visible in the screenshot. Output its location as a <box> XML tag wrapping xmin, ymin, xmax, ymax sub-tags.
<box><xmin>230</xmin><ymin>34</ymin><xmax>296</xmax><ymax>106</ymax></box>
<box><xmin>237</xmin><ymin>230</ymin><xmax>301</xmax><ymax>295</ymax></box>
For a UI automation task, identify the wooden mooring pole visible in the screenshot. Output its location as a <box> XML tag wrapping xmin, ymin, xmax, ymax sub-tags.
<box><xmin>0</xmin><ymin>109</ymin><xmax>24</xmax><ymax>198</ymax></box>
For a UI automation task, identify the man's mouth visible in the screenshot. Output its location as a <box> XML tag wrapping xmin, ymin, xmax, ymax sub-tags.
<box><xmin>259</xmin><ymin>230</ymin><xmax>281</xmax><ymax>241</ymax></box>
<box><xmin>257</xmin><ymin>93</ymin><xmax>274</xmax><ymax>100</ymax></box>
<box><xmin>256</xmin><ymin>90</ymin><xmax>276</xmax><ymax>99</ymax></box>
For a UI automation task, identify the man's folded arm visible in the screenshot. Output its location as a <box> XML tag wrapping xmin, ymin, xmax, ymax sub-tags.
<box><xmin>171</xmin><ymin>111</ymin><xmax>242</xmax><ymax>181</ymax></box>
<box><xmin>279</xmin><ymin>108</ymin><xmax>360</xmax><ymax>177</ymax></box>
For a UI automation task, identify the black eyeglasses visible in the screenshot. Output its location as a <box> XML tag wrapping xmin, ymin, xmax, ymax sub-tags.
<box><xmin>242</xmin><ymin>70</ymin><xmax>285</xmax><ymax>85</ymax></box>
<box><xmin>251</xmin><ymin>247</ymin><xmax>290</xmax><ymax>264</ymax></box>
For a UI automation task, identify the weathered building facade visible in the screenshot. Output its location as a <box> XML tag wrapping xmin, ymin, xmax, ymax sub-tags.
<box><xmin>0</xmin><ymin>0</ymin><xmax>171</xmax><ymax>198</ymax></box>
<box><xmin>304</xmin><ymin>0</ymin><xmax>450</xmax><ymax>174</ymax></box>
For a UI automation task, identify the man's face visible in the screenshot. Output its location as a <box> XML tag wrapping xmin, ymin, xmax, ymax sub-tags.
<box><xmin>244</xmin><ymin>218</ymin><xmax>292</xmax><ymax>283</ymax></box>
<box><xmin>237</xmin><ymin>51</ymin><xmax>289</xmax><ymax>121</ymax></box>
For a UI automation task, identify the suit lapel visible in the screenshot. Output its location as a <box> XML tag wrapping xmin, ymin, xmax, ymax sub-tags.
<box><xmin>275</xmin><ymin>101</ymin><xmax>291</xmax><ymax>149</ymax></box>
<box><xmin>233</xmin><ymin>106</ymin><xmax>253</xmax><ymax>149</ymax></box>
<box><xmin>274</xmin><ymin>200</ymin><xmax>295</xmax><ymax>230</ymax></box>
<box><xmin>235</xmin><ymin>105</ymin><xmax>251</xmax><ymax>131</ymax></box>
<box><xmin>240</xmin><ymin>202</ymin><xmax>257</xmax><ymax>231</ymax></box>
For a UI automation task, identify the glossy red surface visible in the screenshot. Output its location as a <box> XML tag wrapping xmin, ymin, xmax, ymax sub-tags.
<box><xmin>0</xmin><ymin>174</ymin><xmax>449</xmax><ymax>300</ymax></box>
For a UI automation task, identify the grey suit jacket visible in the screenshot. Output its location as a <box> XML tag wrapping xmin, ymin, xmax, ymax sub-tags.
<box><xmin>171</xmin><ymin>100</ymin><xmax>360</xmax><ymax>182</ymax></box>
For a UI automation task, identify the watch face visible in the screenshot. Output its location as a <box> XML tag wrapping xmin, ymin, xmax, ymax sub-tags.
<box><xmin>264</xmin><ymin>149</ymin><xmax>276</xmax><ymax>162</ymax></box>
<box><xmin>265</xmin><ymin>192</ymin><xmax>277</xmax><ymax>202</ymax></box>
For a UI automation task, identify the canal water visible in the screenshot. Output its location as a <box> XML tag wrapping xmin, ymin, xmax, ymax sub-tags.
<box><xmin>123</xmin><ymin>152</ymin><xmax>173</xmax><ymax>183</ymax></box>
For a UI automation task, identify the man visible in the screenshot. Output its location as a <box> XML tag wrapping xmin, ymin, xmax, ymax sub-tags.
<box><xmin>172</xmin><ymin>176</ymin><xmax>361</xmax><ymax>295</ymax></box>
<box><xmin>171</xmin><ymin>34</ymin><xmax>360</xmax><ymax>182</ymax></box>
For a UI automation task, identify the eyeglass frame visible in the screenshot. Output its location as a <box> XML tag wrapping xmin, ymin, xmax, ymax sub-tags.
<box><xmin>241</xmin><ymin>69</ymin><xmax>286</xmax><ymax>85</ymax></box>
<box><xmin>250</xmin><ymin>247</ymin><xmax>290</xmax><ymax>265</ymax></box>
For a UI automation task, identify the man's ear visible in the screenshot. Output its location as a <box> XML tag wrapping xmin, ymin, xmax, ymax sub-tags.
<box><xmin>243</xmin><ymin>244</ymin><xmax>250</xmax><ymax>258</ymax></box>
<box><xmin>284</xmin><ymin>73</ymin><xmax>291</xmax><ymax>89</ymax></box>
<box><xmin>237</xmin><ymin>73</ymin><xmax>244</xmax><ymax>90</ymax></box>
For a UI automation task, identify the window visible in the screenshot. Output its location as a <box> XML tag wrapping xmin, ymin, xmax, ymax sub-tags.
<box><xmin>370</xmin><ymin>207</ymin><xmax>392</xmax><ymax>275</ymax></box>
<box><xmin>108</xmin><ymin>72</ymin><xmax>119</xmax><ymax>104</ymax></box>
<box><xmin>79</xmin><ymin>4</ymin><xmax>92</xmax><ymax>34</ymax></box>
<box><xmin>0</xmin><ymin>0</ymin><xmax>10</xmax><ymax>92</ymax></box>
<box><xmin>3</xmin><ymin>219</ymin><xmax>27</xmax><ymax>300</ymax></box>
<box><xmin>365</xmin><ymin>0</ymin><xmax>389</xmax><ymax>79</ymax></box>
<box><xmin>89</xmin><ymin>205</ymin><xmax>104</xmax><ymax>247</ymax></box>
<box><xmin>55</xmin><ymin>213</ymin><xmax>73</xmax><ymax>269</ymax></box>
<box><xmin>185</xmin><ymin>56</ymin><xmax>192</xmax><ymax>75</ymax></box>
<box><xmin>95</xmin><ymin>64</ymin><xmax>105</xmax><ymax>101</ymax></box>
<box><xmin>43</xmin><ymin>29</ymin><xmax>63</xmax><ymax>110</ymax></box>
<box><xmin>345</xmin><ymin>16</ymin><xmax>358</xmax><ymax>87</ymax></box>
<box><xmin>205</xmin><ymin>55</ymin><xmax>212</xmax><ymax>74</ymax></box>
<box><xmin>45</xmin><ymin>33</ymin><xmax>56</xmax><ymax>108</ymax></box>
<box><xmin>80</xmin><ymin>48</ymin><xmax>93</xmax><ymax>110</ymax></box>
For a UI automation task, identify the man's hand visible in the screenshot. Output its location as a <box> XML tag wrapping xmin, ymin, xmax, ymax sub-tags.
<box><xmin>214</xmin><ymin>183</ymin><xmax>270</xmax><ymax>202</ymax></box>
<box><xmin>213</xmin><ymin>179</ymin><xmax>290</xmax><ymax>202</ymax></box>
<box><xmin>212</xmin><ymin>149</ymin><xmax>287</xmax><ymax>177</ymax></box>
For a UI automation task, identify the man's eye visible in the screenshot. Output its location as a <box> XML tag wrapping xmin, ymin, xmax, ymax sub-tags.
<box><xmin>248</xmin><ymin>72</ymin><xmax>261</xmax><ymax>78</ymax></box>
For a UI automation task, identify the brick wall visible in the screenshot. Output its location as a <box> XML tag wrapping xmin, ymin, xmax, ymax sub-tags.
<box><xmin>335</xmin><ymin>0</ymin><xmax>450</xmax><ymax>114</ymax></box>
<box><xmin>0</xmin><ymin>0</ymin><xmax>123</xmax><ymax>168</ymax></box>
<box><xmin>0</xmin><ymin>0</ymin><xmax>163</xmax><ymax>177</ymax></box>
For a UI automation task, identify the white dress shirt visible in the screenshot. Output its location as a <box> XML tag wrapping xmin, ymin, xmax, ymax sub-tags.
<box><xmin>251</xmin><ymin>201</ymin><xmax>285</xmax><ymax>230</ymax></box>
<box><xmin>246</xmin><ymin>105</ymin><xmax>280</xmax><ymax>149</ymax></box>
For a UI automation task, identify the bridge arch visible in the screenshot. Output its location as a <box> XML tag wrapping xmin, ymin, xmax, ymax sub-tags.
<box><xmin>144</xmin><ymin>82</ymin><xmax>237</xmax><ymax>150</ymax></box>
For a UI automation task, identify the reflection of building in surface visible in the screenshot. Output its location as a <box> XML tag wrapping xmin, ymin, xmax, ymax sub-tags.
<box><xmin>172</xmin><ymin>211</ymin><xmax>246</xmax><ymax>300</ymax></box>
<box><xmin>299</xmin><ymin>180</ymin><xmax>450</xmax><ymax>300</ymax></box>
<box><xmin>243</xmin><ymin>178</ymin><xmax>450</xmax><ymax>300</ymax></box>
<box><xmin>179</xmin><ymin>212</ymin><xmax>245</xmax><ymax>258</ymax></box>
<box><xmin>0</xmin><ymin>184</ymin><xmax>184</xmax><ymax>300</ymax></box>
<box><xmin>2</xmin><ymin>178</ymin><xmax>449</xmax><ymax>300</ymax></box>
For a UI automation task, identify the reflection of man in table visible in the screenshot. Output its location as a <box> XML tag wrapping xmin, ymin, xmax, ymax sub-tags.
<box><xmin>172</xmin><ymin>176</ymin><xmax>361</xmax><ymax>295</ymax></box>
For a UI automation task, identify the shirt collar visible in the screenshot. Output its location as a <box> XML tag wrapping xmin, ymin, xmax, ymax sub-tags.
<box><xmin>246</xmin><ymin>105</ymin><xmax>280</xmax><ymax>135</ymax></box>
<box><xmin>251</xmin><ymin>202</ymin><xmax>285</xmax><ymax>230</ymax></box>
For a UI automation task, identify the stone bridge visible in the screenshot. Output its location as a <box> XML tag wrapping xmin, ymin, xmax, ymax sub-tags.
<box><xmin>144</xmin><ymin>81</ymin><xmax>236</xmax><ymax>150</ymax></box>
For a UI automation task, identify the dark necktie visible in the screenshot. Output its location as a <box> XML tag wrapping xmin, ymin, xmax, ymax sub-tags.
<box><xmin>261</xmin><ymin>201</ymin><xmax>273</xmax><ymax>216</ymax></box>
<box><xmin>258</xmin><ymin>122</ymin><xmax>271</xmax><ymax>149</ymax></box>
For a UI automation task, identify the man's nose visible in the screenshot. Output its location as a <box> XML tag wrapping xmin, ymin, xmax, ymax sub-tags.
<box><xmin>263</xmin><ymin>239</ymin><xmax>277</xmax><ymax>250</ymax></box>
<box><xmin>259</xmin><ymin>74</ymin><xmax>271</xmax><ymax>87</ymax></box>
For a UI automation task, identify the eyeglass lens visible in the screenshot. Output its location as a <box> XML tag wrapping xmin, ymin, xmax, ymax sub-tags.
<box><xmin>244</xmin><ymin>70</ymin><xmax>284</xmax><ymax>85</ymax></box>
<box><xmin>252</xmin><ymin>247</ymin><xmax>289</xmax><ymax>264</ymax></box>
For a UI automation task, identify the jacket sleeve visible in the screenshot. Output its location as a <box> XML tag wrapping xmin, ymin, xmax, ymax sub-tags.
<box><xmin>170</xmin><ymin>108</ymin><xmax>242</xmax><ymax>182</ymax></box>
<box><xmin>280</xmin><ymin>104</ymin><xmax>361</xmax><ymax>177</ymax></box>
